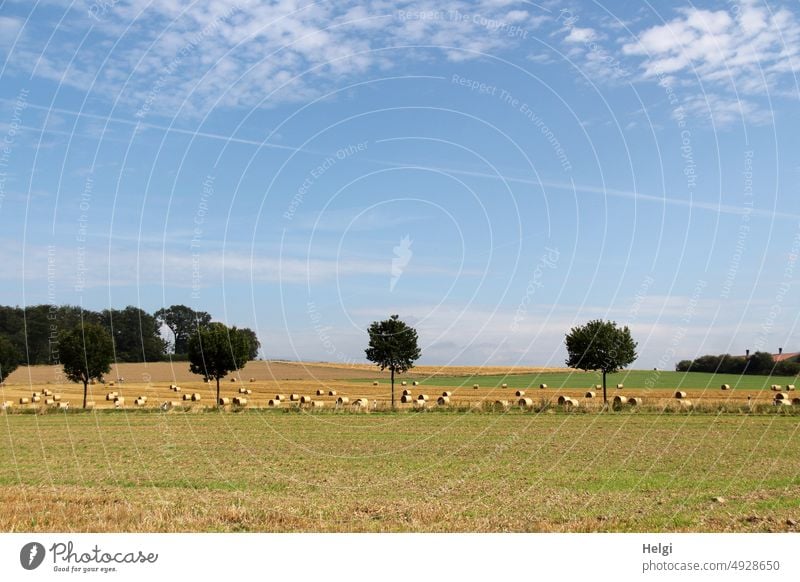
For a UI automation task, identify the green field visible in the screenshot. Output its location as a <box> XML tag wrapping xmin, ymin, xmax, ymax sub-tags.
<box><xmin>2</xmin><ymin>410</ymin><xmax>798</xmax><ymax>532</ymax></box>
<box><xmin>353</xmin><ymin>370</ymin><xmax>799</xmax><ymax>391</ymax></box>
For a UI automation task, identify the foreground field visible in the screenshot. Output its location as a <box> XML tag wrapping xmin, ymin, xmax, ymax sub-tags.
<box><xmin>1</xmin><ymin>411</ymin><xmax>798</xmax><ymax>532</ymax></box>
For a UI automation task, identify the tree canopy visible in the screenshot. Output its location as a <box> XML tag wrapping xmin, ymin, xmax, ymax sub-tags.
<box><xmin>187</xmin><ymin>322</ymin><xmax>251</xmax><ymax>403</ymax></box>
<box><xmin>155</xmin><ymin>305</ymin><xmax>212</xmax><ymax>355</ymax></box>
<box><xmin>58</xmin><ymin>323</ymin><xmax>114</xmax><ymax>408</ymax></box>
<box><xmin>0</xmin><ymin>336</ymin><xmax>21</xmax><ymax>382</ymax></box>
<box><xmin>365</xmin><ymin>315</ymin><xmax>421</xmax><ymax>408</ymax></box>
<box><xmin>565</xmin><ymin>319</ymin><xmax>637</xmax><ymax>404</ymax></box>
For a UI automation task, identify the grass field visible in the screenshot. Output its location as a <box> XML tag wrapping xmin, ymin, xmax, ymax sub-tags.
<box><xmin>352</xmin><ymin>370</ymin><xmax>800</xmax><ymax>392</ymax></box>
<box><xmin>1</xmin><ymin>410</ymin><xmax>799</xmax><ymax>532</ymax></box>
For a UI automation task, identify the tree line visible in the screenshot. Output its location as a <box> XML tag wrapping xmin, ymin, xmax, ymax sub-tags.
<box><xmin>0</xmin><ymin>304</ymin><xmax>260</xmax><ymax>381</ymax></box>
<box><xmin>675</xmin><ymin>351</ymin><xmax>800</xmax><ymax>376</ymax></box>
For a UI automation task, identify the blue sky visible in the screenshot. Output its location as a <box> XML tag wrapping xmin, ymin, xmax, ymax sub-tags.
<box><xmin>1</xmin><ymin>0</ymin><xmax>799</xmax><ymax>367</ymax></box>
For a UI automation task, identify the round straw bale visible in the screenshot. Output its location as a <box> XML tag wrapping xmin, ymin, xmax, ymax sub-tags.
<box><xmin>402</xmin><ymin>389</ymin><xmax>412</xmax><ymax>396</ymax></box>
<box><xmin>414</xmin><ymin>399</ymin><xmax>426</xmax><ymax>408</ymax></box>
<box><xmin>275</xmin><ymin>394</ymin><xmax>284</xmax><ymax>401</ymax></box>
<box><xmin>53</xmin><ymin>394</ymin><xmax>61</xmax><ymax>401</ymax></box>
<box><xmin>585</xmin><ymin>391</ymin><xmax>596</xmax><ymax>398</ymax></box>
<box><xmin>518</xmin><ymin>397</ymin><xmax>533</xmax><ymax>408</ymax></box>
<box><xmin>564</xmin><ymin>398</ymin><xmax>579</xmax><ymax>407</ymax></box>
<box><xmin>774</xmin><ymin>393</ymin><xmax>789</xmax><ymax>401</ymax></box>
<box><xmin>300</xmin><ymin>395</ymin><xmax>313</xmax><ymax>404</ymax></box>
<box><xmin>616</xmin><ymin>384</ymin><xmax>624</xmax><ymax>389</ymax></box>
<box><xmin>473</xmin><ymin>384</ymin><xmax>480</xmax><ymax>389</ymax></box>
<box><xmin>679</xmin><ymin>399</ymin><xmax>693</xmax><ymax>408</ymax></box>
<box><xmin>515</xmin><ymin>390</ymin><xmax>525</xmax><ymax>397</ymax></box>
<box><xmin>19</xmin><ymin>397</ymin><xmax>29</xmax><ymax>405</ymax></box>
<box><xmin>31</xmin><ymin>396</ymin><xmax>41</xmax><ymax>403</ymax></box>
<box><xmin>441</xmin><ymin>391</ymin><xmax>452</xmax><ymax>397</ymax></box>
<box><xmin>174</xmin><ymin>386</ymin><xmax>181</xmax><ymax>392</ymax></box>
<box><xmin>311</xmin><ymin>400</ymin><xmax>325</xmax><ymax>408</ymax></box>
<box><xmin>268</xmin><ymin>399</ymin><xmax>281</xmax><ymax>407</ymax></box>
<box><xmin>354</xmin><ymin>398</ymin><xmax>369</xmax><ymax>407</ymax></box>
<box><xmin>57</xmin><ymin>402</ymin><xmax>69</xmax><ymax>409</ymax></box>
<box><xmin>109</xmin><ymin>381</ymin><xmax>115</xmax><ymax>387</ymax></box>
<box><xmin>595</xmin><ymin>384</ymin><xmax>602</xmax><ymax>390</ymax></box>
<box><xmin>417</xmin><ymin>394</ymin><xmax>429</xmax><ymax>401</ymax></box>
<box><xmin>557</xmin><ymin>395</ymin><xmax>568</xmax><ymax>405</ymax></box>
<box><xmin>32</xmin><ymin>391</ymin><xmax>40</xmax><ymax>397</ymax></box>
<box><xmin>106</xmin><ymin>392</ymin><xmax>117</xmax><ymax>401</ymax></box>
<box><xmin>238</xmin><ymin>387</ymin><xmax>247</xmax><ymax>394</ymax></box>
<box><xmin>674</xmin><ymin>390</ymin><xmax>687</xmax><ymax>399</ymax></box>
<box><xmin>328</xmin><ymin>390</ymin><xmax>337</xmax><ymax>396</ymax></box>
<box><xmin>135</xmin><ymin>398</ymin><xmax>145</xmax><ymax>406</ymax></box>
<box><xmin>613</xmin><ymin>395</ymin><xmax>628</xmax><ymax>405</ymax></box>
<box><xmin>231</xmin><ymin>378</ymin><xmax>237</xmax><ymax>382</ymax></box>
<box><xmin>289</xmin><ymin>394</ymin><xmax>300</xmax><ymax>401</ymax></box>
<box><xmin>336</xmin><ymin>396</ymin><xmax>350</xmax><ymax>405</ymax></box>
<box><xmin>628</xmin><ymin>397</ymin><xmax>643</xmax><ymax>406</ymax></box>
<box><xmin>771</xmin><ymin>384</ymin><xmax>780</xmax><ymax>391</ymax></box>
<box><xmin>218</xmin><ymin>397</ymin><xmax>230</xmax><ymax>406</ymax></box>
<box><xmin>372</xmin><ymin>381</ymin><xmax>379</xmax><ymax>386</ymax></box>
<box><xmin>494</xmin><ymin>400</ymin><xmax>509</xmax><ymax>408</ymax></box>
<box><xmin>114</xmin><ymin>397</ymin><xmax>125</xmax><ymax>405</ymax></box>
<box><xmin>501</xmin><ymin>383</ymin><xmax>508</xmax><ymax>388</ymax></box>
<box><xmin>44</xmin><ymin>398</ymin><xmax>54</xmax><ymax>406</ymax></box>
<box><xmin>191</xmin><ymin>393</ymin><xmax>201</xmax><ymax>402</ymax></box>
<box><xmin>412</xmin><ymin>381</ymin><xmax>419</xmax><ymax>386</ymax></box>
<box><xmin>401</xmin><ymin>381</ymin><xmax>407</xmax><ymax>386</ymax></box>
<box><xmin>539</xmin><ymin>383</ymin><xmax>547</xmax><ymax>389</ymax></box>
<box><xmin>774</xmin><ymin>399</ymin><xmax>791</xmax><ymax>407</ymax></box>
<box><xmin>1</xmin><ymin>401</ymin><xmax>12</xmax><ymax>409</ymax></box>
<box><xmin>400</xmin><ymin>394</ymin><xmax>413</xmax><ymax>403</ymax></box>
<box><xmin>786</xmin><ymin>385</ymin><xmax>796</xmax><ymax>391</ymax></box>
<box><xmin>233</xmin><ymin>397</ymin><xmax>248</xmax><ymax>406</ymax></box>
<box><xmin>182</xmin><ymin>394</ymin><xmax>191</xmax><ymax>401</ymax></box>
<box><xmin>42</xmin><ymin>389</ymin><xmax>52</xmax><ymax>396</ymax></box>
<box><xmin>249</xmin><ymin>377</ymin><xmax>255</xmax><ymax>382</ymax></box>
<box><xmin>437</xmin><ymin>396</ymin><xmax>450</xmax><ymax>406</ymax></box>
<box><xmin>316</xmin><ymin>389</ymin><xmax>325</xmax><ymax>396</ymax></box>
<box><xmin>245</xmin><ymin>389</ymin><xmax>252</xmax><ymax>395</ymax></box>
<box><xmin>721</xmin><ymin>384</ymin><xmax>730</xmax><ymax>390</ymax></box>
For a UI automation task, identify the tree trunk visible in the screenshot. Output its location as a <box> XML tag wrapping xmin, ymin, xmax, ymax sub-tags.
<box><xmin>390</xmin><ymin>368</ymin><xmax>395</xmax><ymax>410</ymax></box>
<box><xmin>83</xmin><ymin>379</ymin><xmax>88</xmax><ymax>409</ymax></box>
<box><xmin>602</xmin><ymin>369</ymin><xmax>607</xmax><ymax>406</ymax></box>
<box><xmin>216</xmin><ymin>377</ymin><xmax>220</xmax><ymax>406</ymax></box>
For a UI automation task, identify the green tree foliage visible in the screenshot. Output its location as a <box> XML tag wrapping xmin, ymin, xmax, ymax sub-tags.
<box><xmin>238</xmin><ymin>327</ymin><xmax>261</xmax><ymax>360</ymax></box>
<box><xmin>0</xmin><ymin>336</ymin><xmax>21</xmax><ymax>382</ymax></box>
<box><xmin>746</xmin><ymin>351</ymin><xmax>775</xmax><ymax>375</ymax></box>
<box><xmin>565</xmin><ymin>319</ymin><xmax>638</xmax><ymax>404</ymax></box>
<box><xmin>678</xmin><ymin>351</ymin><xmax>794</xmax><ymax>376</ymax></box>
<box><xmin>100</xmin><ymin>306</ymin><xmax>168</xmax><ymax>362</ymax></box>
<box><xmin>187</xmin><ymin>322</ymin><xmax>250</xmax><ymax>404</ymax></box>
<box><xmin>365</xmin><ymin>315</ymin><xmax>422</xmax><ymax>408</ymax></box>
<box><xmin>58</xmin><ymin>323</ymin><xmax>114</xmax><ymax>408</ymax></box>
<box><xmin>155</xmin><ymin>305</ymin><xmax>212</xmax><ymax>355</ymax></box>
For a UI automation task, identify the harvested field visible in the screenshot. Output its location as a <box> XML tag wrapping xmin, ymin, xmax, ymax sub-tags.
<box><xmin>1</xmin><ymin>412</ymin><xmax>798</xmax><ymax>532</ymax></box>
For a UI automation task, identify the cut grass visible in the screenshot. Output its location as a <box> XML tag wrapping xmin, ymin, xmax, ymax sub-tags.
<box><xmin>353</xmin><ymin>370</ymin><xmax>800</xmax><ymax>391</ymax></box>
<box><xmin>1</xmin><ymin>411</ymin><xmax>799</xmax><ymax>532</ymax></box>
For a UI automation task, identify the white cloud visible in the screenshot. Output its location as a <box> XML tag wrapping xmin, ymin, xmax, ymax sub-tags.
<box><xmin>564</xmin><ymin>26</ymin><xmax>596</xmax><ymax>43</ymax></box>
<box><xmin>0</xmin><ymin>15</ymin><xmax>23</xmax><ymax>45</ymax></box>
<box><xmin>620</xmin><ymin>1</ymin><xmax>800</xmax><ymax>123</ymax></box>
<box><xmin>6</xmin><ymin>1</ymin><xmax>546</xmax><ymax>118</ymax></box>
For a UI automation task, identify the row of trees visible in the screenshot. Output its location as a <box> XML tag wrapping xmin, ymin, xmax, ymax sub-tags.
<box><xmin>676</xmin><ymin>352</ymin><xmax>800</xmax><ymax>376</ymax></box>
<box><xmin>0</xmin><ymin>304</ymin><xmax>260</xmax><ymax>370</ymax></box>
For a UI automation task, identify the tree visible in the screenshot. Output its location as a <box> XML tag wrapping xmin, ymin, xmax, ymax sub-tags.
<box><xmin>565</xmin><ymin>319</ymin><xmax>637</xmax><ymax>405</ymax></box>
<box><xmin>0</xmin><ymin>336</ymin><xmax>21</xmax><ymax>383</ymax></box>
<box><xmin>238</xmin><ymin>327</ymin><xmax>261</xmax><ymax>360</ymax></box>
<box><xmin>101</xmin><ymin>306</ymin><xmax>168</xmax><ymax>362</ymax></box>
<box><xmin>746</xmin><ymin>351</ymin><xmax>774</xmax><ymax>375</ymax></box>
<box><xmin>187</xmin><ymin>322</ymin><xmax>250</xmax><ymax>404</ymax></box>
<box><xmin>365</xmin><ymin>315</ymin><xmax>421</xmax><ymax>409</ymax></box>
<box><xmin>58</xmin><ymin>323</ymin><xmax>114</xmax><ymax>409</ymax></box>
<box><xmin>155</xmin><ymin>305</ymin><xmax>211</xmax><ymax>355</ymax></box>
